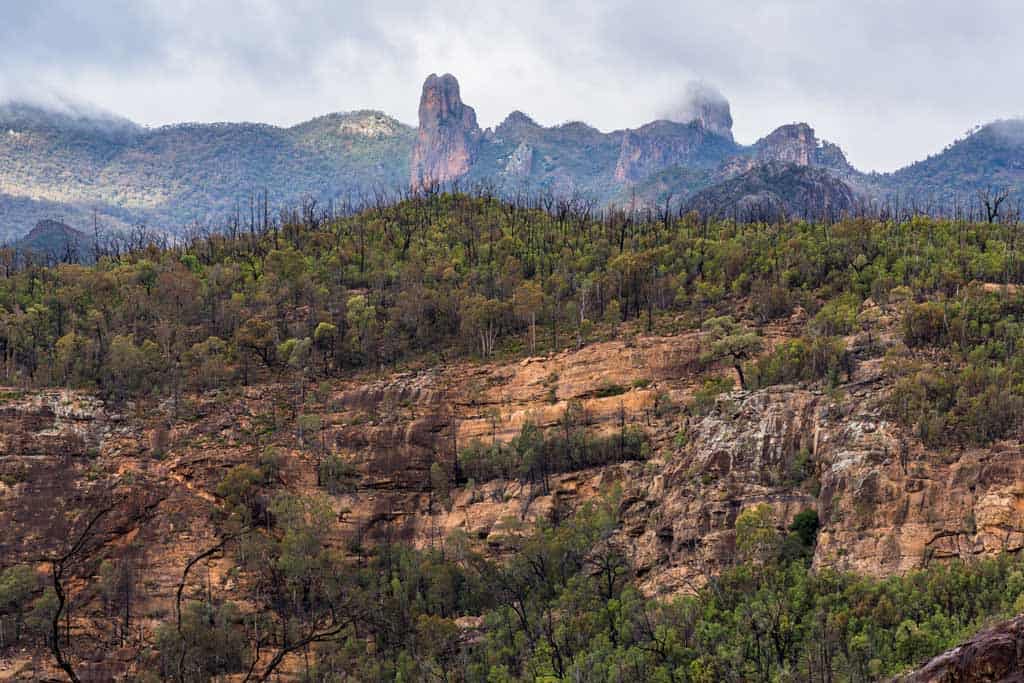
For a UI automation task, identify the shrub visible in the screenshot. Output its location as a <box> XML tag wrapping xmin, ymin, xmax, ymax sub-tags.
<box><xmin>457</xmin><ymin>412</ymin><xmax>649</xmax><ymax>485</ymax></box>
<box><xmin>319</xmin><ymin>454</ymin><xmax>359</xmax><ymax>494</ymax></box>
<box><xmin>811</xmin><ymin>294</ymin><xmax>860</xmax><ymax>336</ymax></box>
<box><xmin>903</xmin><ymin>302</ymin><xmax>948</xmax><ymax>347</ymax></box>
<box><xmin>594</xmin><ymin>382</ymin><xmax>627</xmax><ymax>398</ymax></box>
<box><xmin>689</xmin><ymin>375</ymin><xmax>734</xmax><ymax>416</ymax></box>
<box><xmin>746</xmin><ymin>337</ymin><xmax>849</xmax><ymax>389</ymax></box>
<box><xmin>887</xmin><ymin>362</ymin><xmax>1024</xmax><ymax>447</ymax></box>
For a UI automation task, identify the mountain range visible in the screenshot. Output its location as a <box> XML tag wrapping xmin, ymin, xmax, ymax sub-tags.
<box><xmin>2</xmin><ymin>73</ymin><xmax>1023</xmax><ymax>242</ymax></box>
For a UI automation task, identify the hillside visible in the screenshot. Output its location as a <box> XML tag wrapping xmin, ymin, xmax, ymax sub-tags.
<box><xmin>2</xmin><ymin>194</ymin><xmax>1024</xmax><ymax>679</ymax></box>
<box><xmin>885</xmin><ymin>119</ymin><xmax>1024</xmax><ymax>207</ymax></box>
<box><xmin>0</xmin><ymin>104</ymin><xmax>414</xmax><ymax>241</ymax></box>
<box><xmin>683</xmin><ymin>161</ymin><xmax>857</xmax><ymax>221</ymax></box>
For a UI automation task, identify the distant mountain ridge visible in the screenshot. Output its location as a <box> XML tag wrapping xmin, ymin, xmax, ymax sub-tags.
<box><xmin>1</xmin><ymin>74</ymin><xmax>1023</xmax><ymax>241</ymax></box>
<box><xmin>0</xmin><ymin>105</ymin><xmax>414</xmax><ymax>241</ymax></box>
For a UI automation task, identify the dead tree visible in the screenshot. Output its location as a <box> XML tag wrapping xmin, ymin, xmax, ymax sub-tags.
<box><xmin>978</xmin><ymin>187</ymin><xmax>1011</xmax><ymax>223</ymax></box>
<box><xmin>44</xmin><ymin>505</ymin><xmax>114</xmax><ymax>683</ymax></box>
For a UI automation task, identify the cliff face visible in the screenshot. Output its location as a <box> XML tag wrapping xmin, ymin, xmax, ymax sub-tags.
<box><xmin>756</xmin><ymin>123</ymin><xmax>819</xmax><ymax>166</ymax></box>
<box><xmin>4</xmin><ymin>302</ymin><xmax>1024</xmax><ymax>675</ymax></box>
<box><xmin>4</xmin><ymin>303</ymin><xmax>1024</xmax><ymax>587</ymax></box>
<box><xmin>613</xmin><ymin>120</ymin><xmax>737</xmax><ymax>184</ymax></box>
<box><xmin>409</xmin><ymin>73</ymin><xmax>482</xmax><ymax>190</ymax></box>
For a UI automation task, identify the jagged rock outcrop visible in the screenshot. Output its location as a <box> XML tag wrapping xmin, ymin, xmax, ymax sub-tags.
<box><xmin>410</xmin><ymin>73</ymin><xmax>482</xmax><ymax>190</ymax></box>
<box><xmin>757</xmin><ymin>123</ymin><xmax>819</xmax><ymax>166</ymax></box>
<box><xmin>735</xmin><ymin>123</ymin><xmax>857</xmax><ymax>178</ymax></box>
<box><xmin>662</xmin><ymin>82</ymin><xmax>735</xmax><ymax>141</ymax></box>
<box><xmin>504</xmin><ymin>141</ymin><xmax>535</xmax><ymax>178</ymax></box>
<box><xmin>7</xmin><ymin>299</ymin><xmax>1024</xmax><ymax>675</ymax></box>
<box><xmin>494</xmin><ymin>110</ymin><xmax>542</xmax><ymax>139</ymax></box>
<box><xmin>901</xmin><ymin>614</ymin><xmax>1024</xmax><ymax>682</ymax></box>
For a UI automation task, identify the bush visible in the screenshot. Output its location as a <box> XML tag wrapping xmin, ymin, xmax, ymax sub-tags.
<box><xmin>594</xmin><ymin>382</ymin><xmax>627</xmax><ymax>398</ymax></box>
<box><xmin>751</xmin><ymin>282</ymin><xmax>794</xmax><ymax>322</ymax></box>
<box><xmin>746</xmin><ymin>337</ymin><xmax>849</xmax><ymax>389</ymax></box>
<box><xmin>689</xmin><ymin>375</ymin><xmax>734</xmax><ymax>416</ymax></box>
<box><xmin>811</xmin><ymin>294</ymin><xmax>860</xmax><ymax>336</ymax></box>
<box><xmin>319</xmin><ymin>454</ymin><xmax>360</xmax><ymax>494</ymax></box>
<box><xmin>458</xmin><ymin>412</ymin><xmax>649</xmax><ymax>485</ymax></box>
<box><xmin>903</xmin><ymin>302</ymin><xmax>948</xmax><ymax>347</ymax></box>
<box><xmin>887</xmin><ymin>362</ymin><xmax>1024</xmax><ymax>447</ymax></box>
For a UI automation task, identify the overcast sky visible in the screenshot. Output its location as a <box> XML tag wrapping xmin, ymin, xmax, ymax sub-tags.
<box><xmin>1</xmin><ymin>1</ymin><xmax>1020</xmax><ymax>172</ymax></box>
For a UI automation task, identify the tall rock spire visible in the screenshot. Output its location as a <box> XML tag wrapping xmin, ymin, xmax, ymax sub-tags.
<box><xmin>409</xmin><ymin>73</ymin><xmax>482</xmax><ymax>190</ymax></box>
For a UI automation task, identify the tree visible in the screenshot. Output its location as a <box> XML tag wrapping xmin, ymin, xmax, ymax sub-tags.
<box><xmin>734</xmin><ymin>503</ymin><xmax>778</xmax><ymax>564</ymax></box>
<box><xmin>700</xmin><ymin>316</ymin><xmax>763</xmax><ymax>390</ymax></box>
<box><xmin>461</xmin><ymin>295</ymin><xmax>507</xmax><ymax>358</ymax></box>
<box><xmin>345</xmin><ymin>294</ymin><xmax>377</xmax><ymax>363</ymax></box>
<box><xmin>0</xmin><ymin>565</ymin><xmax>38</xmax><ymax>647</ymax></box>
<box><xmin>978</xmin><ymin>187</ymin><xmax>1011</xmax><ymax>223</ymax></box>
<box><xmin>235</xmin><ymin>317</ymin><xmax>278</xmax><ymax>370</ymax></box>
<box><xmin>513</xmin><ymin>281</ymin><xmax>544</xmax><ymax>354</ymax></box>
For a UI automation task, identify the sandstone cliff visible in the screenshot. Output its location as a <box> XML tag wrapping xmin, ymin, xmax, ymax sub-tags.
<box><xmin>4</xmin><ymin>300</ymin><xmax>1024</xmax><ymax>676</ymax></box>
<box><xmin>613</xmin><ymin>120</ymin><xmax>737</xmax><ymax>184</ymax></box>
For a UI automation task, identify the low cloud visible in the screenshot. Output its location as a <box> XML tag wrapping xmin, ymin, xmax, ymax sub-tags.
<box><xmin>661</xmin><ymin>81</ymin><xmax>729</xmax><ymax>124</ymax></box>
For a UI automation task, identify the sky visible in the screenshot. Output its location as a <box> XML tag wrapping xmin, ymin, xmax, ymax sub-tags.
<box><xmin>0</xmin><ymin>0</ymin><xmax>1020</xmax><ymax>172</ymax></box>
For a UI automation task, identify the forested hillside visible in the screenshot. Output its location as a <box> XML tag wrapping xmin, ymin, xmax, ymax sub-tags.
<box><xmin>2</xmin><ymin>193</ymin><xmax>1024</xmax><ymax>680</ymax></box>
<box><xmin>0</xmin><ymin>103</ymin><xmax>414</xmax><ymax>242</ymax></box>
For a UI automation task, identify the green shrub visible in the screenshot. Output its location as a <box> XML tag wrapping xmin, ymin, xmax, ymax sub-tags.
<box><xmin>689</xmin><ymin>375</ymin><xmax>734</xmax><ymax>416</ymax></box>
<box><xmin>594</xmin><ymin>382</ymin><xmax>628</xmax><ymax>398</ymax></box>
<box><xmin>458</xmin><ymin>412</ymin><xmax>649</xmax><ymax>485</ymax></box>
<box><xmin>746</xmin><ymin>337</ymin><xmax>849</xmax><ymax>389</ymax></box>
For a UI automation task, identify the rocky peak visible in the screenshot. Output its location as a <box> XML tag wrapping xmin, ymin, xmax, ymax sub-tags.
<box><xmin>662</xmin><ymin>82</ymin><xmax>735</xmax><ymax>142</ymax></box>
<box><xmin>409</xmin><ymin>73</ymin><xmax>482</xmax><ymax>190</ymax></box>
<box><xmin>756</xmin><ymin>123</ymin><xmax>819</xmax><ymax>166</ymax></box>
<box><xmin>499</xmin><ymin>110</ymin><xmax>539</xmax><ymax>130</ymax></box>
<box><xmin>337</xmin><ymin>111</ymin><xmax>401</xmax><ymax>138</ymax></box>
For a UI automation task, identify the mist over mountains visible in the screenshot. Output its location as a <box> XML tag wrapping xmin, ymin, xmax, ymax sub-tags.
<box><xmin>2</xmin><ymin>73</ymin><xmax>1023</xmax><ymax>243</ymax></box>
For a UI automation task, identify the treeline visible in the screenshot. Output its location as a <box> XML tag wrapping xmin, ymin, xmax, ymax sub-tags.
<box><xmin>2</xmin><ymin>192</ymin><xmax>1024</xmax><ymax>419</ymax></box>
<box><xmin>4</xmin><ymin>489</ymin><xmax>1024</xmax><ymax>681</ymax></box>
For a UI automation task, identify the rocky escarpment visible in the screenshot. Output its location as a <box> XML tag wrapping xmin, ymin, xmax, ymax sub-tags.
<box><xmin>5</xmin><ymin>301</ymin><xmax>1024</xmax><ymax>675</ymax></box>
<box><xmin>409</xmin><ymin>73</ymin><xmax>482</xmax><ymax>190</ymax></box>
<box><xmin>709</xmin><ymin>123</ymin><xmax>857</xmax><ymax>183</ymax></box>
<box><xmin>901</xmin><ymin>614</ymin><xmax>1024</xmax><ymax>682</ymax></box>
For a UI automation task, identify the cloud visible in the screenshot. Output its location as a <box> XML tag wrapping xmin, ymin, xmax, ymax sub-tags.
<box><xmin>0</xmin><ymin>1</ymin><xmax>1021</xmax><ymax>171</ymax></box>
